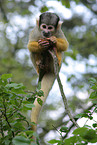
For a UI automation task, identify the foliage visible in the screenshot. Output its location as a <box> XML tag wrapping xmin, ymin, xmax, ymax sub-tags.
<box><xmin>0</xmin><ymin>74</ymin><xmax>43</xmax><ymax>145</ymax></box>
<box><xmin>0</xmin><ymin>74</ymin><xmax>97</xmax><ymax>145</ymax></box>
<box><xmin>48</xmin><ymin>78</ymin><xmax>97</xmax><ymax>145</ymax></box>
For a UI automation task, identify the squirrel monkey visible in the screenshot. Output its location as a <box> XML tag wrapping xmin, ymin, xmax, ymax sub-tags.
<box><xmin>27</xmin><ymin>12</ymin><xmax>69</xmax><ymax>132</ymax></box>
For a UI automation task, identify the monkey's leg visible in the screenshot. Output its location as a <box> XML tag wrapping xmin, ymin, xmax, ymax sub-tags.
<box><xmin>31</xmin><ymin>73</ymin><xmax>55</xmax><ymax>132</ymax></box>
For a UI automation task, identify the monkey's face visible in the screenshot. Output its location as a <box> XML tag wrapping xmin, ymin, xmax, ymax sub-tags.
<box><xmin>40</xmin><ymin>23</ymin><xmax>55</xmax><ymax>38</ymax></box>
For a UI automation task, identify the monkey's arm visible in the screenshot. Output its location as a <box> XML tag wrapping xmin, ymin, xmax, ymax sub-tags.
<box><xmin>56</xmin><ymin>38</ymin><xmax>69</xmax><ymax>51</ymax></box>
<box><xmin>27</xmin><ymin>26</ymin><xmax>44</xmax><ymax>53</ymax></box>
<box><xmin>27</xmin><ymin>41</ymin><xmax>42</xmax><ymax>53</ymax></box>
<box><xmin>27</xmin><ymin>39</ymin><xmax>50</xmax><ymax>53</ymax></box>
<box><xmin>54</xmin><ymin>27</ymin><xmax>69</xmax><ymax>52</ymax></box>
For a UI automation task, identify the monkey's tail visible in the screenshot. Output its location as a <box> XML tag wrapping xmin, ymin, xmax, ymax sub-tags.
<box><xmin>31</xmin><ymin>73</ymin><xmax>55</xmax><ymax>131</ymax></box>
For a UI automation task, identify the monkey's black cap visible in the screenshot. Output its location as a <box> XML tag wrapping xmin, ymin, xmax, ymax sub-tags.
<box><xmin>39</xmin><ymin>12</ymin><xmax>60</xmax><ymax>28</ymax></box>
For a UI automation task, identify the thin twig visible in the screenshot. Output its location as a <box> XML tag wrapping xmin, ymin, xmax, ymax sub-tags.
<box><xmin>0</xmin><ymin>113</ymin><xmax>5</xmax><ymax>137</ymax></box>
<box><xmin>2</xmin><ymin>97</ymin><xmax>15</xmax><ymax>137</ymax></box>
<box><xmin>49</xmin><ymin>49</ymin><xmax>79</xmax><ymax>128</ymax></box>
<box><xmin>52</xmin><ymin>125</ymin><xmax>63</xmax><ymax>140</ymax></box>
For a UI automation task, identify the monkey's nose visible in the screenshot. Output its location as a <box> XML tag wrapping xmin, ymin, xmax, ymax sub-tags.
<box><xmin>43</xmin><ymin>31</ymin><xmax>50</xmax><ymax>37</ymax></box>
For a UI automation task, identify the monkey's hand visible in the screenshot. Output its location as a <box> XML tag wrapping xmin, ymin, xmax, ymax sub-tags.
<box><xmin>48</xmin><ymin>36</ymin><xmax>57</xmax><ymax>44</ymax></box>
<box><xmin>38</xmin><ymin>36</ymin><xmax>57</xmax><ymax>50</ymax></box>
<box><xmin>47</xmin><ymin>36</ymin><xmax>57</xmax><ymax>49</ymax></box>
<box><xmin>38</xmin><ymin>39</ymin><xmax>50</xmax><ymax>49</ymax></box>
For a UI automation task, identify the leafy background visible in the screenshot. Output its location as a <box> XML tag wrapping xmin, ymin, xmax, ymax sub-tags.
<box><xmin>0</xmin><ymin>0</ymin><xmax>97</xmax><ymax>145</ymax></box>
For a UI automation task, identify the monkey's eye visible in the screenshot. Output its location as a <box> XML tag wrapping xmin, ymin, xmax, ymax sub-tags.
<box><xmin>48</xmin><ymin>25</ymin><xmax>54</xmax><ymax>31</ymax></box>
<box><xmin>48</xmin><ymin>26</ymin><xmax>53</xmax><ymax>30</ymax></box>
<box><xmin>41</xmin><ymin>24</ymin><xmax>47</xmax><ymax>29</ymax></box>
<box><xmin>42</xmin><ymin>25</ymin><xmax>46</xmax><ymax>29</ymax></box>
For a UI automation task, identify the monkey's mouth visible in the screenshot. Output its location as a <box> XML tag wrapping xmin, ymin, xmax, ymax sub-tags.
<box><xmin>41</xmin><ymin>31</ymin><xmax>51</xmax><ymax>38</ymax></box>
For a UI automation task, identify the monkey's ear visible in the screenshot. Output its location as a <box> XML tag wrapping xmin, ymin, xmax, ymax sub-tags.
<box><xmin>36</xmin><ymin>18</ymin><xmax>39</xmax><ymax>27</ymax></box>
<box><xmin>57</xmin><ymin>21</ymin><xmax>63</xmax><ymax>29</ymax></box>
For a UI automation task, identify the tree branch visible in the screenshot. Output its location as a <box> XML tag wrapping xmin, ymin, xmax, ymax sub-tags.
<box><xmin>49</xmin><ymin>49</ymin><xmax>79</xmax><ymax>128</ymax></box>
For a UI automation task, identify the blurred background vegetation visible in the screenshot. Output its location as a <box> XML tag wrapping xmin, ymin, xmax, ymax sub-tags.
<box><xmin>0</xmin><ymin>0</ymin><xmax>97</xmax><ymax>144</ymax></box>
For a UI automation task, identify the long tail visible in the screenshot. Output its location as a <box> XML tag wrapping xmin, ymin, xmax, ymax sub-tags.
<box><xmin>31</xmin><ymin>73</ymin><xmax>55</xmax><ymax>131</ymax></box>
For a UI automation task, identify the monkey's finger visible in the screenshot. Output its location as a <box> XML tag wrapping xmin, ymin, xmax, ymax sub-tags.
<box><xmin>39</xmin><ymin>42</ymin><xmax>49</xmax><ymax>45</ymax></box>
<box><xmin>49</xmin><ymin>36</ymin><xmax>57</xmax><ymax>44</ymax></box>
<box><xmin>42</xmin><ymin>42</ymin><xmax>50</xmax><ymax>45</ymax></box>
<box><xmin>38</xmin><ymin>40</ymin><xmax>49</xmax><ymax>44</ymax></box>
<box><xmin>39</xmin><ymin>42</ymin><xmax>50</xmax><ymax>46</ymax></box>
<box><xmin>38</xmin><ymin>40</ymin><xmax>43</xmax><ymax>43</ymax></box>
<box><xmin>38</xmin><ymin>39</ymin><xmax>48</xmax><ymax>43</ymax></box>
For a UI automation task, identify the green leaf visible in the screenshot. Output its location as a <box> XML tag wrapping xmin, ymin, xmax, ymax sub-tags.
<box><xmin>73</xmin><ymin>127</ymin><xmax>88</xmax><ymax>135</ymax></box>
<box><xmin>3</xmin><ymin>139</ymin><xmax>11</xmax><ymax>145</ymax></box>
<box><xmin>83</xmin><ymin>129</ymin><xmax>97</xmax><ymax>143</ymax></box>
<box><xmin>89</xmin><ymin>78</ymin><xmax>97</xmax><ymax>84</ymax></box>
<box><xmin>32</xmin><ymin>132</ymin><xmax>39</xmax><ymax>139</ymax></box>
<box><xmin>89</xmin><ymin>91</ymin><xmax>97</xmax><ymax>99</ymax></box>
<box><xmin>92</xmin><ymin>100</ymin><xmax>97</xmax><ymax>104</ymax></box>
<box><xmin>60</xmin><ymin>127</ymin><xmax>68</xmax><ymax>133</ymax></box>
<box><xmin>1</xmin><ymin>74</ymin><xmax>12</xmax><ymax>80</ymax></box>
<box><xmin>6</xmin><ymin>83</ymin><xmax>25</xmax><ymax>89</ymax></box>
<box><xmin>25</xmin><ymin>130</ymin><xmax>34</xmax><ymax>138</ymax></box>
<box><xmin>30</xmin><ymin>122</ymin><xmax>36</xmax><ymax>125</ymax></box>
<box><xmin>25</xmin><ymin>104</ymin><xmax>35</xmax><ymax>109</ymax></box>
<box><xmin>12</xmin><ymin>88</ymin><xmax>26</xmax><ymax>94</ymax></box>
<box><xmin>12</xmin><ymin>136</ymin><xmax>30</xmax><ymax>145</ymax></box>
<box><xmin>37</xmin><ymin>98</ymin><xmax>43</xmax><ymax>106</ymax></box>
<box><xmin>61</xmin><ymin>0</ymin><xmax>70</xmax><ymax>8</ymax></box>
<box><xmin>92</xmin><ymin>123</ymin><xmax>97</xmax><ymax>128</ymax></box>
<box><xmin>75</xmin><ymin>113</ymin><xmax>89</xmax><ymax>118</ymax></box>
<box><xmin>64</xmin><ymin>136</ymin><xmax>77</xmax><ymax>144</ymax></box>
<box><xmin>12</xmin><ymin>122</ymin><xmax>25</xmax><ymax>130</ymax></box>
<box><xmin>73</xmin><ymin>128</ymin><xmax>97</xmax><ymax>143</ymax></box>
<box><xmin>91</xmin><ymin>85</ymin><xmax>97</xmax><ymax>90</ymax></box>
<box><xmin>48</xmin><ymin>139</ymin><xmax>61</xmax><ymax>144</ymax></box>
<box><xmin>37</xmin><ymin>90</ymin><xmax>44</xmax><ymax>97</ymax></box>
<box><xmin>40</xmin><ymin>6</ymin><xmax>49</xmax><ymax>13</ymax></box>
<box><xmin>75</xmin><ymin>0</ymin><xmax>79</xmax><ymax>4</ymax></box>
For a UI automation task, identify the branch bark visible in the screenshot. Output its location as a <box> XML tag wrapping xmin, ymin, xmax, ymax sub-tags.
<box><xmin>49</xmin><ymin>49</ymin><xmax>79</xmax><ymax>128</ymax></box>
